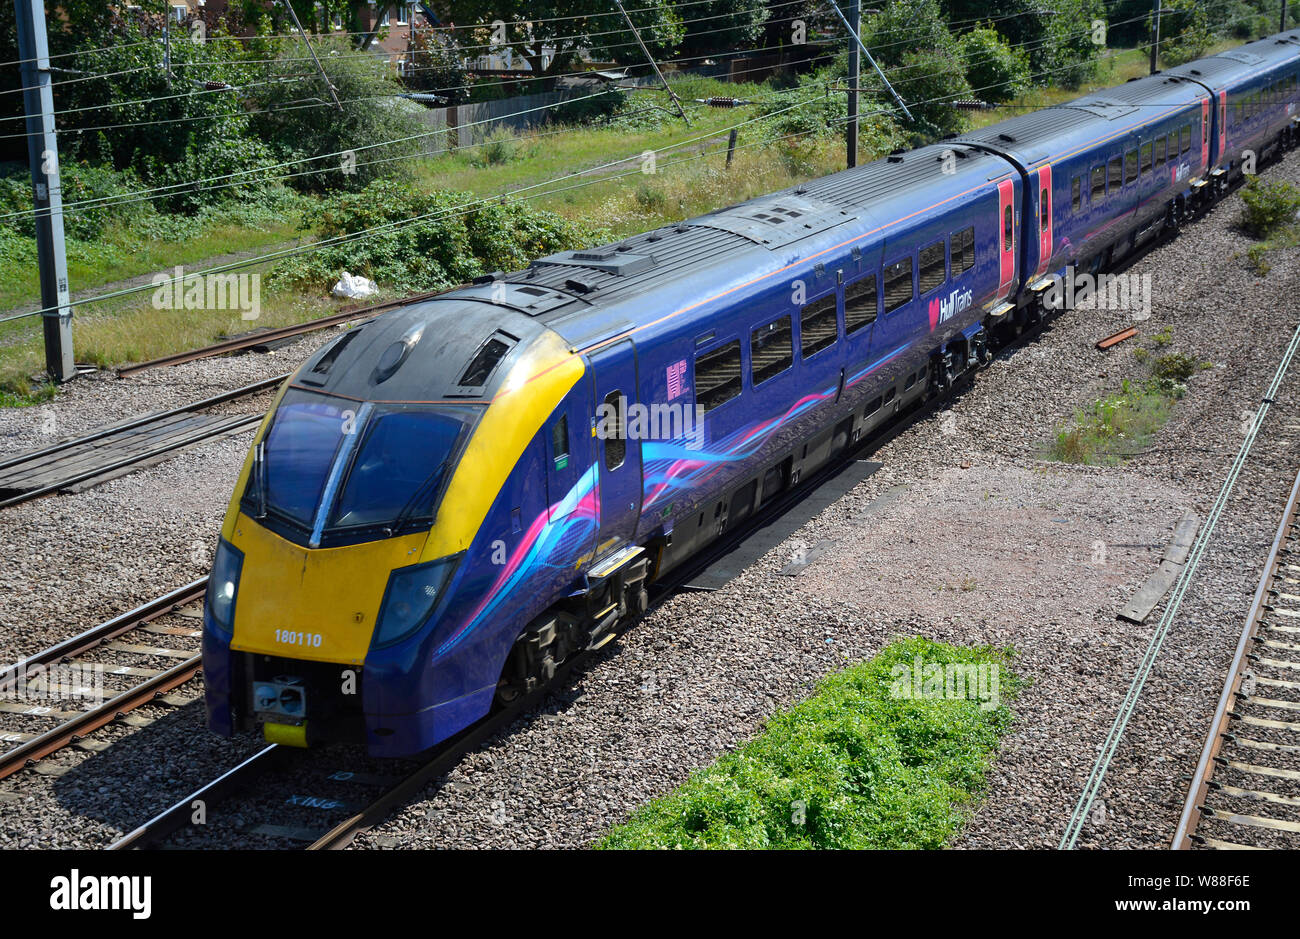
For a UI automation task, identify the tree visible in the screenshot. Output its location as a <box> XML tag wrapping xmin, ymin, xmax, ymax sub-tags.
<box><xmin>678</xmin><ymin>0</ymin><xmax>770</xmax><ymax>59</ymax></box>
<box><xmin>249</xmin><ymin>38</ymin><xmax>429</xmax><ymax>193</ymax></box>
<box><xmin>1157</xmin><ymin>0</ymin><xmax>1214</xmax><ymax>67</ymax></box>
<box><xmin>403</xmin><ymin>27</ymin><xmax>471</xmax><ymax>104</ymax></box>
<box><xmin>439</xmin><ymin>0</ymin><xmax>685</xmax><ymax>78</ymax></box>
<box><xmin>959</xmin><ymin>25</ymin><xmax>1030</xmax><ymax>102</ymax></box>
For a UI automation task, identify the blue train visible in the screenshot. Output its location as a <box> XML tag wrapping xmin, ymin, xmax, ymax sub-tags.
<box><xmin>204</xmin><ymin>31</ymin><xmax>1300</xmax><ymax>757</ymax></box>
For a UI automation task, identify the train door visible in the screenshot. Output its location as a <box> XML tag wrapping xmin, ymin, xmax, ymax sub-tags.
<box><xmin>996</xmin><ymin>178</ymin><xmax>1016</xmax><ymax>301</ymax></box>
<box><xmin>1200</xmin><ymin>98</ymin><xmax>1211</xmax><ymax>172</ymax></box>
<box><xmin>1033</xmin><ymin>164</ymin><xmax>1053</xmax><ymax>282</ymax></box>
<box><xmin>588</xmin><ymin>339</ymin><xmax>642</xmax><ymax>552</ymax></box>
<box><xmin>1218</xmin><ymin>90</ymin><xmax>1228</xmax><ymax>167</ymax></box>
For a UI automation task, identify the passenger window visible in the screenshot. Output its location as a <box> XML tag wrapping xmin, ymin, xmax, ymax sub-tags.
<box><xmin>695</xmin><ymin>341</ymin><xmax>742</xmax><ymax>414</ymax></box>
<box><xmin>1181</xmin><ymin>125</ymin><xmax>1191</xmax><ymax>153</ymax></box>
<box><xmin>1040</xmin><ymin>187</ymin><xmax>1050</xmax><ymax>231</ymax></box>
<box><xmin>919</xmin><ymin>241</ymin><xmax>946</xmax><ymax>294</ymax></box>
<box><xmin>952</xmin><ymin>226</ymin><xmax>975</xmax><ymax>272</ymax></box>
<box><xmin>883</xmin><ymin>259</ymin><xmax>913</xmax><ymax>314</ymax></box>
<box><xmin>1072</xmin><ymin>177</ymin><xmax>1081</xmax><ymax>211</ymax></box>
<box><xmin>1155</xmin><ymin>137</ymin><xmax>1166</xmax><ymax>168</ymax></box>
<box><xmin>1108</xmin><ymin>156</ymin><xmax>1123</xmax><ymax>193</ymax></box>
<box><xmin>1140</xmin><ymin>142</ymin><xmax>1152</xmax><ymax>174</ymax></box>
<box><xmin>751</xmin><ymin>316</ymin><xmax>793</xmax><ymax>386</ymax></box>
<box><xmin>552</xmin><ymin>415</ymin><xmax>569</xmax><ymax>464</ymax></box>
<box><xmin>800</xmin><ymin>295</ymin><xmax>838</xmax><ymax>359</ymax></box>
<box><xmin>602</xmin><ymin>391</ymin><xmax>625</xmax><ymax>471</ymax></box>
<box><xmin>844</xmin><ymin>274</ymin><xmax>878</xmax><ymax>334</ymax></box>
<box><xmin>1003</xmin><ymin>205</ymin><xmax>1013</xmax><ymax>250</ymax></box>
<box><xmin>1091</xmin><ymin>165</ymin><xmax>1106</xmax><ymax>199</ymax></box>
<box><xmin>1125</xmin><ymin>149</ymin><xmax>1138</xmax><ymax>184</ymax></box>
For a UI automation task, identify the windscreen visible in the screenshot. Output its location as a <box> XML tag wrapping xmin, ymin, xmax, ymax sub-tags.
<box><xmin>245</xmin><ymin>389</ymin><xmax>476</xmax><ymax>545</ymax></box>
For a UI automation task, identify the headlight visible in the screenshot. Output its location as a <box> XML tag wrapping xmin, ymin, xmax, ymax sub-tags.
<box><xmin>206</xmin><ymin>538</ymin><xmax>243</xmax><ymax>637</ymax></box>
<box><xmin>374</xmin><ymin>558</ymin><xmax>457</xmax><ymax>647</ymax></box>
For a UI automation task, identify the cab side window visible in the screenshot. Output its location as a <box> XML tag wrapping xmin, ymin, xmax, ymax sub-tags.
<box><xmin>551</xmin><ymin>415</ymin><xmax>569</xmax><ymax>467</ymax></box>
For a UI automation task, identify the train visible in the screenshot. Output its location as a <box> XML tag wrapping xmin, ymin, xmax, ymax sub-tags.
<box><xmin>203</xmin><ymin>30</ymin><xmax>1300</xmax><ymax>757</ymax></box>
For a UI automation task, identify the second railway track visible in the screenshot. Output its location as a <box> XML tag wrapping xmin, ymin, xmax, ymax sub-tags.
<box><xmin>0</xmin><ymin>580</ymin><xmax>209</xmax><ymax>781</ymax></box>
<box><xmin>1174</xmin><ymin>467</ymin><xmax>1300</xmax><ymax>850</ymax></box>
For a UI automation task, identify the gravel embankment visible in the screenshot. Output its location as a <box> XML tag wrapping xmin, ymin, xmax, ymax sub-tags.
<box><xmin>1</xmin><ymin>153</ymin><xmax>1298</xmax><ymax>849</ymax></box>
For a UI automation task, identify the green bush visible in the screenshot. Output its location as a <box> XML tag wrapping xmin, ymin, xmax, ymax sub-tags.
<box><xmin>1158</xmin><ymin>0</ymin><xmax>1216</xmax><ymax>67</ymax></box>
<box><xmin>598</xmin><ymin>637</ymin><xmax>1019</xmax><ymax>849</ymax></box>
<box><xmin>250</xmin><ymin>38</ymin><xmax>428</xmax><ymax>193</ymax></box>
<box><xmin>959</xmin><ymin>26</ymin><xmax>1031</xmax><ymax>103</ymax></box>
<box><xmin>0</xmin><ymin>162</ymin><xmax>154</xmax><ymax>240</ymax></box>
<box><xmin>1241</xmin><ymin>177</ymin><xmax>1300</xmax><ymax>238</ymax></box>
<box><xmin>1152</xmin><ymin>352</ymin><xmax>1198</xmax><ymax>382</ymax></box>
<box><xmin>271</xmin><ymin>178</ymin><xmax>597</xmax><ymax>294</ymax></box>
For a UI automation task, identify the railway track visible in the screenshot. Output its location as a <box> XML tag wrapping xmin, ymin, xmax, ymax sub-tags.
<box><xmin>1174</xmin><ymin>466</ymin><xmax>1300</xmax><ymax>850</ymax></box>
<box><xmin>0</xmin><ymin>580</ymin><xmax>208</xmax><ymax>781</ymax></box>
<box><xmin>0</xmin><ymin>376</ymin><xmax>284</xmax><ymax>510</ymax></box>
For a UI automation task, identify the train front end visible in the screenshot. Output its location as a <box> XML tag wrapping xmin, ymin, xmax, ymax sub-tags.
<box><xmin>202</xmin><ymin>301</ymin><xmax>585</xmax><ymax>757</ymax></box>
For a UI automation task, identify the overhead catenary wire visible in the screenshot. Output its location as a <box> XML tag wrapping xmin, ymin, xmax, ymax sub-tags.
<box><xmin>0</xmin><ymin>0</ymin><xmax>1253</xmax><ymax>324</ymax></box>
<box><xmin>0</xmin><ymin>93</ymin><xmax>830</xmax><ymax>326</ymax></box>
<box><xmin>1059</xmin><ymin>318</ymin><xmax>1300</xmax><ymax>849</ymax></box>
<box><xmin>1</xmin><ymin>3</ymin><xmax>1167</xmax><ymax>221</ymax></box>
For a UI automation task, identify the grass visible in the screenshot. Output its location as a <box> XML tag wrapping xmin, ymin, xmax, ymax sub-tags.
<box><xmin>0</xmin><ymin>207</ymin><xmax>307</xmax><ymax>316</ymax></box>
<box><xmin>1050</xmin><ymin>376</ymin><xmax>1185</xmax><ymax>465</ymax></box>
<box><xmin>597</xmin><ymin>636</ymin><xmax>1020</xmax><ymax>850</ymax></box>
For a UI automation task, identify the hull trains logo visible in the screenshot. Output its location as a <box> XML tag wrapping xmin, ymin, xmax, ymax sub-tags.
<box><xmin>928</xmin><ymin>285</ymin><xmax>973</xmax><ymax>330</ymax></box>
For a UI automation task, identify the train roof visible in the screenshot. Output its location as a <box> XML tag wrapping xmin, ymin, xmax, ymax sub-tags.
<box><xmin>952</xmin><ymin>72</ymin><xmax>1208</xmax><ymax>167</ymax></box>
<box><xmin>1164</xmin><ymin>30</ymin><xmax>1300</xmax><ymax>88</ymax></box>
<box><xmin>455</xmin><ymin>143</ymin><xmax>1010</xmax><ymax>351</ymax></box>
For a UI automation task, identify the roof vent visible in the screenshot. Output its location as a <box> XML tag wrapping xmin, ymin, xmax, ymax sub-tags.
<box><xmin>458</xmin><ymin>333</ymin><xmax>514</xmax><ymax>388</ymax></box>
<box><xmin>564</xmin><ymin>277</ymin><xmax>597</xmax><ymax>294</ymax></box>
<box><xmin>472</xmin><ymin>271</ymin><xmax>505</xmax><ymax>285</ymax></box>
<box><xmin>997</xmin><ymin>132</ymin><xmax>1016</xmax><ymax>143</ymax></box>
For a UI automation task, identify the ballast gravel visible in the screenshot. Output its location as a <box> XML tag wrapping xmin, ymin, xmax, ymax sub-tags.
<box><xmin>1</xmin><ymin>153</ymin><xmax>1300</xmax><ymax>849</ymax></box>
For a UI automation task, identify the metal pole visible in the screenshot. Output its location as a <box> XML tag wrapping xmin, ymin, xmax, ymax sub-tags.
<box><xmin>846</xmin><ymin>0</ymin><xmax>859</xmax><ymax>167</ymax></box>
<box><xmin>15</xmin><ymin>0</ymin><xmax>74</xmax><ymax>382</ymax></box>
<box><xmin>1283</xmin><ymin>0</ymin><xmax>1290</xmax><ymax>33</ymax></box>
<box><xmin>826</xmin><ymin>1</ymin><xmax>911</xmax><ymax>122</ymax></box>
<box><xmin>726</xmin><ymin>127</ymin><xmax>738</xmax><ymax>167</ymax></box>
<box><xmin>1150</xmin><ymin>0</ymin><xmax>1162</xmax><ymax>74</ymax></box>
<box><xmin>613</xmin><ymin>0</ymin><xmax>690</xmax><ymax>125</ymax></box>
<box><xmin>279</xmin><ymin>0</ymin><xmax>343</xmax><ymax>110</ymax></box>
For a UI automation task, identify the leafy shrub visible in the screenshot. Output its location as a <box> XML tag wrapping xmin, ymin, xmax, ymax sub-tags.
<box><xmin>959</xmin><ymin>26</ymin><xmax>1031</xmax><ymax>103</ymax></box>
<box><xmin>890</xmin><ymin>50</ymin><xmax>976</xmax><ymax>142</ymax></box>
<box><xmin>1241</xmin><ymin>177</ymin><xmax>1300</xmax><ymax>238</ymax></box>
<box><xmin>0</xmin><ymin>162</ymin><xmax>152</xmax><ymax>240</ymax></box>
<box><xmin>1152</xmin><ymin>352</ymin><xmax>1198</xmax><ymax>382</ymax></box>
<box><xmin>250</xmin><ymin>38</ymin><xmax>428</xmax><ymax>193</ymax></box>
<box><xmin>272</xmin><ymin>179</ymin><xmax>596</xmax><ymax>294</ymax></box>
<box><xmin>598</xmin><ymin>637</ymin><xmax>1019</xmax><ymax>849</ymax></box>
<box><xmin>1158</xmin><ymin>0</ymin><xmax>1216</xmax><ymax>67</ymax></box>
